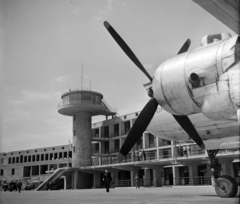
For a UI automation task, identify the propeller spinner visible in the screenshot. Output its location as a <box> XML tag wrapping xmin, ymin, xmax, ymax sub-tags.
<box><xmin>103</xmin><ymin>21</ymin><xmax>205</xmax><ymax>161</ymax></box>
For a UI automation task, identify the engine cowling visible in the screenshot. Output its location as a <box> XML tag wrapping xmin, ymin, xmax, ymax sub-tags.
<box><xmin>152</xmin><ymin>34</ymin><xmax>240</xmax><ymax>121</ymax></box>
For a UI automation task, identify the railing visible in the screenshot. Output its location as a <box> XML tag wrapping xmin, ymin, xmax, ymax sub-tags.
<box><xmin>114</xmin><ymin>179</ymin><xmax>153</xmax><ymax>187</ymax></box>
<box><xmin>174</xmin><ymin>176</ymin><xmax>212</xmax><ymax>186</ymax></box>
<box><xmin>101</xmin><ymin>99</ymin><xmax>117</xmax><ymax>114</ymax></box>
<box><xmin>177</xmin><ymin>149</ymin><xmax>206</xmax><ymax>158</ymax></box>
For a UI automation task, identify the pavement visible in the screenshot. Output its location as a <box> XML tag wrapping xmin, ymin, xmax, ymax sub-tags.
<box><xmin>0</xmin><ymin>186</ymin><xmax>239</xmax><ymax>204</ymax></box>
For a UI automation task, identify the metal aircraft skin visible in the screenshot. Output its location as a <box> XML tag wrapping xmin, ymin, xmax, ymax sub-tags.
<box><xmin>103</xmin><ymin>21</ymin><xmax>239</xmax><ymax>198</ymax></box>
<box><xmin>148</xmin><ymin>34</ymin><xmax>240</xmax><ymax>151</ymax></box>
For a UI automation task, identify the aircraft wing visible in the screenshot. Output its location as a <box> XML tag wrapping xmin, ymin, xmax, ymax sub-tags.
<box><xmin>147</xmin><ymin>109</ymin><xmax>240</xmax><ymax>150</ymax></box>
<box><xmin>192</xmin><ymin>0</ymin><xmax>240</xmax><ymax>35</ymax></box>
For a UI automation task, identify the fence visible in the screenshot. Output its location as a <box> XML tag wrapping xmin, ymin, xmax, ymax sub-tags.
<box><xmin>174</xmin><ymin>176</ymin><xmax>212</xmax><ymax>186</ymax></box>
<box><xmin>114</xmin><ymin>179</ymin><xmax>153</xmax><ymax>188</ymax></box>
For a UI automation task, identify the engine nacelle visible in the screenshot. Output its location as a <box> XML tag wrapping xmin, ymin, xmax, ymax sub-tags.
<box><xmin>152</xmin><ymin>34</ymin><xmax>240</xmax><ymax>121</ymax></box>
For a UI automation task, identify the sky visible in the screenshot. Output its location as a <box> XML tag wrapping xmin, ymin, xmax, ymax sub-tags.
<box><xmin>0</xmin><ymin>0</ymin><xmax>236</xmax><ymax>152</ymax></box>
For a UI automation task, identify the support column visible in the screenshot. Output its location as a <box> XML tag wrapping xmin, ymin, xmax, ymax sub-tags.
<box><xmin>73</xmin><ymin>112</ymin><xmax>92</xmax><ymax>167</ymax></box>
<box><xmin>152</xmin><ymin>166</ymin><xmax>163</xmax><ymax>187</ymax></box>
<box><xmin>144</xmin><ymin>168</ymin><xmax>151</xmax><ymax>186</ymax></box>
<box><xmin>189</xmin><ymin>163</ymin><xmax>198</xmax><ymax>185</ymax></box>
<box><xmin>173</xmin><ymin>166</ymin><xmax>179</xmax><ymax>186</ymax></box>
<box><xmin>73</xmin><ymin>170</ymin><xmax>78</xmax><ymax>189</ymax></box>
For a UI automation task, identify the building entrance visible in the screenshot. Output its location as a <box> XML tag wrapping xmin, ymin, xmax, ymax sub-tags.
<box><xmin>164</xmin><ymin>167</ymin><xmax>173</xmax><ymax>185</ymax></box>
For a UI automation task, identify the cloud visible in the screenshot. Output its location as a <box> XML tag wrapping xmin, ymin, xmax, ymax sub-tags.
<box><xmin>21</xmin><ymin>90</ymin><xmax>51</xmax><ymax>102</ymax></box>
<box><xmin>51</xmin><ymin>76</ymin><xmax>69</xmax><ymax>84</ymax></box>
<box><xmin>144</xmin><ymin>64</ymin><xmax>153</xmax><ymax>70</ymax></box>
<box><xmin>94</xmin><ymin>0</ymin><xmax>115</xmax><ymax>21</ymax></box>
<box><xmin>2</xmin><ymin>108</ymin><xmax>30</xmax><ymax>123</ymax></box>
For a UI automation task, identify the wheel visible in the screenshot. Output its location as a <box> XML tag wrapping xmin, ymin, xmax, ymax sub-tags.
<box><xmin>214</xmin><ymin>175</ymin><xmax>238</xmax><ymax>198</ymax></box>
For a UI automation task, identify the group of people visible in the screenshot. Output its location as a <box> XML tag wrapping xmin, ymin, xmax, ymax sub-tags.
<box><xmin>102</xmin><ymin>169</ymin><xmax>142</xmax><ymax>192</ymax></box>
<box><xmin>2</xmin><ymin>180</ymin><xmax>22</xmax><ymax>193</ymax></box>
<box><xmin>46</xmin><ymin>181</ymin><xmax>58</xmax><ymax>190</ymax></box>
<box><xmin>133</xmin><ymin>150</ymin><xmax>146</xmax><ymax>161</ymax></box>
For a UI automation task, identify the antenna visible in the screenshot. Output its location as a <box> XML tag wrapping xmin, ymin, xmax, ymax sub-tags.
<box><xmin>81</xmin><ymin>63</ymin><xmax>83</xmax><ymax>90</ymax></box>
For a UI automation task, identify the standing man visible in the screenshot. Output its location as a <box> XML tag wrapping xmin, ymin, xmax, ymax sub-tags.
<box><xmin>17</xmin><ymin>180</ymin><xmax>22</xmax><ymax>193</ymax></box>
<box><xmin>103</xmin><ymin>169</ymin><xmax>112</xmax><ymax>193</ymax></box>
<box><xmin>135</xmin><ymin>174</ymin><xmax>140</xmax><ymax>188</ymax></box>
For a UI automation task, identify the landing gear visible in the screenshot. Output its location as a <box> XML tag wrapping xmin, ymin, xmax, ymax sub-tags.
<box><xmin>207</xmin><ymin>150</ymin><xmax>238</xmax><ymax>198</ymax></box>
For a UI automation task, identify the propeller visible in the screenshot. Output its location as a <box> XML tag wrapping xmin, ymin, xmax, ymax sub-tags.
<box><xmin>103</xmin><ymin>21</ymin><xmax>205</xmax><ymax>161</ymax></box>
<box><xmin>117</xmin><ymin>98</ymin><xmax>158</xmax><ymax>161</ymax></box>
<box><xmin>104</xmin><ymin>21</ymin><xmax>152</xmax><ymax>81</ymax></box>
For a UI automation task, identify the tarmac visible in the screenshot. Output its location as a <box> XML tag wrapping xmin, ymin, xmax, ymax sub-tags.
<box><xmin>0</xmin><ymin>186</ymin><xmax>239</xmax><ymax>204</ymax></box>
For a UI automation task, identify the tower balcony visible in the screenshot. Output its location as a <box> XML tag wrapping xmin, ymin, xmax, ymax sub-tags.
<box><xmin>58</xmin><ymin>89</ymin><xmax>117</xmax><ymax>117</ymax></box>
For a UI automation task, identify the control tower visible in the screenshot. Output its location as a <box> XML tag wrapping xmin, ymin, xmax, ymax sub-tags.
<box><xmin>58</xmin><ymin>89</ymin><xmax>116</xmax><ymax>188</ymax></box>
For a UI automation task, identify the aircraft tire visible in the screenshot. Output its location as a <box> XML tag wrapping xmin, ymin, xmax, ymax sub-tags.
<box><xmin>214</xmin><ymin>175</ymin><xmax>238</xmax><ymax>198</ymax></box>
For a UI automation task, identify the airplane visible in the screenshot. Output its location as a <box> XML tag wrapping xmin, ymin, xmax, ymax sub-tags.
<box><xmin>103</xmin><ymin>21</ymin><xmax>240</xmax><ymax>198</ymax></box>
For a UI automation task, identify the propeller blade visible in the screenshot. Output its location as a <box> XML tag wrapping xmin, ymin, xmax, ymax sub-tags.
<box><xmin>117</xmin><ymin>98</ymin><xmax>159</xmax><ymax>161</ymax></box>
<box><xmin>104</xmin><ymin>21</ymin><xmax>152</xmax><ymax>82</ymax></box>
<box><xmin>172</xmin><ymin>115</ymin><xmax>205</xmax><ymax>150</ymax></box>
<box><xmin>177</xmin><ymin>39</ymin><xmax>191</xmax><ymax>55</ymax></box>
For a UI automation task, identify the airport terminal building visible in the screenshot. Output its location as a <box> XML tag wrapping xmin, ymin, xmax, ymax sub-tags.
<box><xmin>0</xmin><ymin>110</ymin><xmax>240</xmax><ymax>190</ymax></box>
<box><xmin>0</xmin><ymin>89</ymin><xmax>240</xmax><ymax>190</ymax></box>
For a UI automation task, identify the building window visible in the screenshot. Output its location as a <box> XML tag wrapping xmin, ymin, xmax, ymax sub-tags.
<box><xmin>44</xmin><ymin>149</ymin><xmax>46</xmax><ymax>151</ymax></box>
<box><xmin>0</xmin><ymin>169</ymin><xmax>3</xmax><ymax>176</ymax></box>
<box><xmin>16</xmin><ymin>157</ymin><xmax>19</xmax><ymax>163</ymax></box>
<box><xmin>35</xmin><ymin>150</ymin><xmax>37</xmax><ymax>152</ymax></box>
<box><xmin>149</xmin><ymin>134</ymin><xmax>155</xmax><ymax>148</ymax></box>
<box><xmin>59</xmin><ymin>152</ymin><xmax>62</xmax><ymax>159</ymax></box>
<box><xmin>32</xmin><ymin>155</ymin><xmax>35</xmax><ymax>162</ymax></box>
<box><xmin>52</xmin><ymin>148</ymin><xmax>55</xmax><ymax>151</ymax></box>
<box><xmin>11</xmin><ymin>169</ymin><xmax>15</xmax><ymax>175</ymax></box>
<box><xmin>135</xmin><ymin>112</ymin><xmax>139</xmax><ymax>116</ymax></box>
<box><xmin>105</xmin><ymin>142</ymin><xmax>109</xmax><ymax>154</ymax></box>
<box><xmin>114</xmin><ymin>124</ymin><xmax>119</xmax><ymax>137</ymax></box>
<box><xmin>1</xmin><ymin>158</ymin><xmax>4</xmax><ymax>164</ymax></box>
<box><xmin>28</xmin><ymin>155</ymin><xmax>31</xmax><ymax>162</ymax></box>
<box><xmin>54</xmin><ymin>153</ymin><xmax>58</xmax><ymax>160</ymax></box>
<box><xmin>45</xmin><ymin>154</ymin><xmax>48</xmax><ymax>161</ymax></box>
<box><xmin>12</xmin><ymin>157</ymin><xmax>15</xmax><ymax>164</ymax></box>
<box><xmin>36</xmin><ymin>155</ymin><xmax>40</xmax><ymax>161</ymax></box>
<box><xmin>114</xmin><ymin>140</ymin><xmax>119</xmax><ymax>152</ymax></box>
<box><xmin>24</xmin><ymin>156</ymin><xmax>27</xmax><ymax>162</ymax></box>
<box><xmin>20</xmin><ymin>155</ymin><xmax>23</xmax><ymax>163</ymax></box>
<box><xmin>8</xmin><ymin>157</ymin><xmax>11</xmax><ymax>164</ymax></box>
<box><xmin>104</xmin><ymin>126</ymin><xmax>109</xmax><ymax>138</ymax></box>
<box><xmin>95</xmin><ymin>129</ymin><xmax>99</xmax><ymax>137</ymax></box>
<box><xmin>62</xmin><ymin>147</ymin><xmax>64</xmax><ymax>149</ymax></box>
<box><xmin>124</xmin><ymin>121</ymin><xmax>130</xmax><ymax>134</ymax></box>
<box><xmin>41</xmin><ymin>154</ymin><xmax>44</xmax><ymax>161</ymax></box>
<box><xmin>95</xmin><ymin>143</ymin><xmax>99</xmax><ymax>154</ymax></box>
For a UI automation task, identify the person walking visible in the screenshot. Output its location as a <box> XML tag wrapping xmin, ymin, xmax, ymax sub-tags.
<box><xmin>103</xmin><ymin>169</ymin><xmax>112</xmax><ymax>193</ymax></box>
<box><xmin>17</xmin><ymin>180</ymin><xmax>22</xmax><ymax>193</ymax></box>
